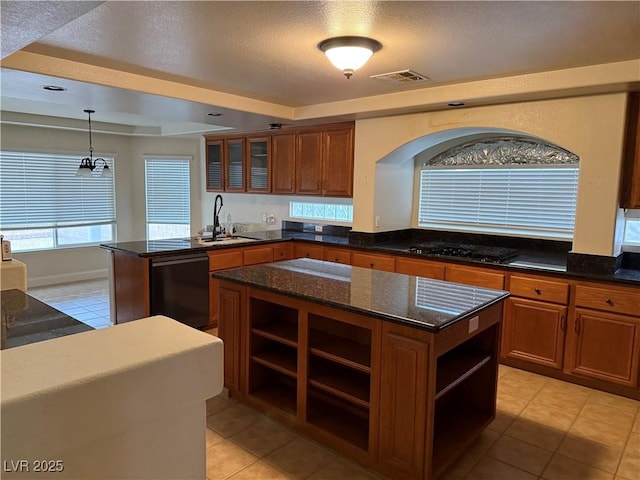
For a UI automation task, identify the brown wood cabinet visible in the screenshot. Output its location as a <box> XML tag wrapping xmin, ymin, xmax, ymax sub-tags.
<box><xmin>395</xmin><ymin>257</ymin><xmax>445</xmax><ymax>280</ymax></box>
<box><xmin>246</xmin><ymin>136</ymin><xmax>270</xmax><ymax>193</ymax></box>
<box><xmin>566</xmin><ymin>309</ymin><xmax>640</xmax><ymax>388</ymax></box>
<box><xmin>564</xmin><ymin>282</ymin><xmax>640</xmax><ymax>388</ymax></box>
<box><xmin>501</xmin><ymin>275</ymin><xmax>569</xmax><ymax>370</ymax></box>
<box><xmin>217</xmin><ymin>279</ymin><xmax>503</xmax><ymax>480</ymax></box>
<box><xmin>271</xmin><ymin>133</ymin><xmax>296</xmax><ymax>194</ymax></box>
<box><xmin>621</xmin><ymin>92</ymin><xmax>640</xmax><ymax>208</ymax></box>
<box><xmin>206</xmin><ymin>122</ymin><xmax>354</xmax><ymax>197</ymax></box>
<box><xmin>378</xmin><ymin>322</ymin><xmax>429</xmax><ymax>478</ymax></box>
<box><xmin>351</xmin><ymin>251</ymin><xmax>396</xmax><ymax>272</ymax></box>
<box><xmin>324</xmin><ymin>246</ymin><xmax>352</xmax><ymax>265</ymax></box>
<box><xmin>444</xmin><ymin>264</ymin><xmax>505</xmax><ymax>290</ymax></box>
<box><xmin>296</xmin><ymin>124</ymin><xmax>354</xmax><ymax>197</ymax></box>
<box><xmin>293</xmin><ymin>242</ymin><xmax>325</xmax><ymax>260</ymax></box>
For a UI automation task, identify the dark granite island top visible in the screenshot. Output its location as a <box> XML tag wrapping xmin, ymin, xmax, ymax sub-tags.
<box><xmin>1</xmin><ymin>289</ymin><xmax>94</xmax><ymax>349</ymax></box>
<box><xmin>212</xmin><ymin>258</ymin><xmax>509</xmax><ymax>332</ymax></box>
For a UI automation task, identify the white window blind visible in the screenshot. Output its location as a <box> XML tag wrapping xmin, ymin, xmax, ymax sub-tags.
<box><xmin>145</xmin><ymin>157</ymin><xmax>191</xmax><ymax>239</ymax></box>
<box><xmin>0</xmin><ymin>151</ymin><xmax>115</xmax><ymax>229</ymax></box>
<box><xmin>419</xmin><ymin>165</ymin><xmax>579</xmax><ymax>239</ymax></box>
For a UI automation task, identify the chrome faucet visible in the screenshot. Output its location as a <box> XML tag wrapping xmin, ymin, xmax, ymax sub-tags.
<box><xmin>213</xmin><ymin>194</ymin><xmax>224</xmax><ymax>239</ymax></box>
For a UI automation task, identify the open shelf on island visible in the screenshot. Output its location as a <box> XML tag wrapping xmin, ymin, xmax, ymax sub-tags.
<box><xmin>308</xmin><ymin>355</ymin><xmax>370</xmax><ymax>408</ymax></box>
<box><xmin>251</xmin><ymin>343</ymin><xmax>297</xmax><ymax>378</ymax></box>
<box><xmin>308</xmin><ymin>314</ymin><xmax>372</xmax><ymax>373</ymax></box>
<box><xmin>307</xmin><ymin>388</ymin><xmax>370</xmax><ymax>452</ymax></box>
<box><xmin>252</xmin><ymin>323</ymin><xmax>297</xmax><ymax>347</ymax></box>
<box><xmin>435</xmin><ymin>353</ymin><xmax>492</xmax><ymax>400</ymax></box>
<box><xmin>249</xmin><ymin>363</ymin><xmax>297</xmax><ymax>415</ymax></box>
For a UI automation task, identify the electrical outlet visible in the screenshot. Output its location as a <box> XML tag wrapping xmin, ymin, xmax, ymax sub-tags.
<box><xmin>375</xmin><ymin>216</ymin><xmax>381</xmax><ymax>227</ymax></box>
<box><xmin>262</xmin><ymin>213</ymin><xmax>267</xmax><ymax>222</ymax></box>
<box><xmin>314</xmin><ymin>225</ymin><xmax>323</xmax><ymax>233</ymax></box>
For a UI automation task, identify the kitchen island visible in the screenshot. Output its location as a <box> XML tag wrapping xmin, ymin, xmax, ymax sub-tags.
<box><xmin>213</xmin><ymin>259</ymin><xmax>509</xmax><ymax>479</ymax></box>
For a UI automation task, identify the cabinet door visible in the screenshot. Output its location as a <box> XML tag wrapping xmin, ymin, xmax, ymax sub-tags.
<box><xmin>272</xmin><ymin>134</ymin><xmax>296</xmax><ymax>194</ymax></box>
<box><xmin>324</xmin><ymin>246</ymin><xmax>351</xmax><ymax>265</ymax></box>
<box><xmin>294</xmin><ymin>242</ymin><xmax>325</xmax><ymax>260</ymax></box>
<box><xmin>206</xmin><ymin>140</ymin><xmax>224</xmax><ymax>191</ymax></box>
<box><xmin>247</xmin><ymin>137</ymin><xmax>270</xmax><ymax>192</ymax></box>
<box><xmin>296</xmin><ymin>131</ymin><xmax>323</xmax><ymax>195</ymax></box>
<box><xmin>565</xmin><ymin>309</ymin><xmax>640</xmax><ymax>388</ymax></box>
<box><xmin>323</xmin><ymin>127</ymin><xmax>354</xmax><ymax>197</ymax></box>
<box><xmin>218</xmin><ymin>285</ymin><xmax>243</xmax><ymax>391</ymax></box>
<box><xmin>225</xmin><ymin>138</ymin><xmax>245</xmax><ymax>191</ymax></box>
<box><xmin>351</xmin><ymin>252</ymin><xmax>395</xmax><ymax>272</ymax></box>
<box><xmin>378</xmin><ymin>323</ymin><xmax>428</xmax><ymax>478</ymax></box>
<box><xmin>502</xmin><ymin>298</ymin><xmax>567</xmax><ymax>369</ymax></box>
<box><xmin>395</xmin><ymin>257</ymin><xmax>445</xmax><ymax>280</ymax></box>
<box><xmin>243</xmin><ymin>245</ymin><xmax>274</xmax><ymax>265</ymax></box>
<box><xmin>273</xmin><ymin>243</ymin><xmax>293</xmax><ymax>261</ymax></box>
<box><xmin>445</xmin><ymin>265</ymin><xmax>505</xmax><ymax>290</ymax></box>
<box><xmin>621</xmin><ymin>92</ymin><xmax>640</xmax><ymax>208</ymax></box>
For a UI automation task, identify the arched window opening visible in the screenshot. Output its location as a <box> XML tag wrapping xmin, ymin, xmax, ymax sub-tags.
<box><xmin>418</xmin><ymin>136</ymin><xmax>580</xmax><ymax>239</ymax></box>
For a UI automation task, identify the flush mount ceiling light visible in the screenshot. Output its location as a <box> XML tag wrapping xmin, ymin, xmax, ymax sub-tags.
<box><xmin>318</xmin><ymin>36</ymin><xmax>382</xmax><ymax>79</ymax></box>
<box><xmin>76</xmin><ymin>109</ymin><xmax>112</xmax><ymax>178</ymax></box>
<box><xmin>42</xmin><ymin>85</ymin><xmax>66</xmax><ymax>91</ymax></box>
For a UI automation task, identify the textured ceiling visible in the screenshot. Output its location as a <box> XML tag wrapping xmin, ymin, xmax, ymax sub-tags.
<box><xmin>1</xmin><ymin>1</ymin><xmax>639</xmax><ymax>135</ymax></box>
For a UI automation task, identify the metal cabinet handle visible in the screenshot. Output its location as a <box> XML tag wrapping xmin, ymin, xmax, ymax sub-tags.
<box><xmin>560</xmin><ymin>315</ymin><xmax>566</xmax><ymax>332</ymax></box>
<box><xmin>606</xmin><ymin>298</ymin><xmax>614</xmax><ymax>306</ymax></box>
<box><xmin>370</xmin><ymin>262</ymin><xmax>375</xmax><ymax>268</ymax></box>
<box><xmin>534</xmin><ymin>288</ymin><xmax>542</xmax><ymax>295</ymax></box>
<box><xmin>574</xmin><ymin>317</ymin><xmax>580</xmax><ymax>335</ymax></box>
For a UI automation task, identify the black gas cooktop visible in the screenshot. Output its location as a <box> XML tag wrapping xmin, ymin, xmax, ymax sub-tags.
<box><xmin>408</xmin><ymin>241</ymin><xmax>519</xmax><ymax>264</ymax></box>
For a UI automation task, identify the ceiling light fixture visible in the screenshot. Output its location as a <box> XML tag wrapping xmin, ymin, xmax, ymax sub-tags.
<box><xmin>76</xmin><ymin>109</ymin><xmax>112</xmax><ymax>178</ymax></box>
<box><xmin>318</xmin><ymin>36</ymin><xmax>382</xmax><ymax>79</ymax></box>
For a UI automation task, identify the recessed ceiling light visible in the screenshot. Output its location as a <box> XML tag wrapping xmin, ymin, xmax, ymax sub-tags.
<box><xmin>207</xmin><ymin>112</ymin><xmax>222</xmax><ymax>117</ymax></box>
<box><xmin>448</xmin><ymin>102</ymin><xmax>466</xmax><ymax>107</ymax></box>
<box><xmin>42</xmin><ymin>85</ymin><xmax>67</xmax><ymax>92</ymax></box>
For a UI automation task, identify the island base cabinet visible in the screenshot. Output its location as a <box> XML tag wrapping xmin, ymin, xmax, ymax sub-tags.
<box><xmin>218</xmin><ymin>285</ymin><xmax>244</xmax><ymax>392</ymax></box>
<box><xmin>378</xmin><ymin>323</ymin><xmax>430</xmax><ymax>479</ymax></box>
<box><xmin>564</xmin><ymin>309</ymin><xmax>640</xmax><ymax>388</ymax></box>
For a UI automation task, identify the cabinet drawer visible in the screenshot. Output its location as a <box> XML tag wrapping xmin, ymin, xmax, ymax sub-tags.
<box><xmin>209</xmin><ymin>249</ymin><xmax>243</xmax><ymax>271</ymax></box>
<box><xmin>324</xmin><ymin>247</ymin><xmax>351</xmax><ymax>265</ymax></box>
<box><xmin>445</xmin><ymin>265</ymin><xmax>504</xmax><ymax>290</ymax></box>
<box><xmin>273</xmin><ymin>243</ymin><xmax>292</xmax><ymax>261</ymax></box>
<box><xmin>294</xmin><ymin>243</ymin><xmax>325</xmax><ymax>260</ymax></box>
<box><xmin>243</xmin><ymin>246</ymin><xmax>274</xmax><ymax>266</ymax></box>
<box><xmin>351</xmin><ymin>252</ymin><xmax>395</xmax><ymax>272</ymax></box>
<box><xmin>509</xmin><ymin>275</ymin><xmax>569</xmax><ymax>304</ymax></box>
<box><xmin>575</xmin><ymin>285</ymin><xmax>640</xmax><ymax>317</ymax></box>
<box><xmin>395</xmin><ymin>257</ymin><xmax>445</xmax><ymax>280</ymax></box>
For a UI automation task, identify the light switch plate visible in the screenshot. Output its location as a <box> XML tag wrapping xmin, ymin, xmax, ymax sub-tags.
<box><xmin>315</xmin><ymin>225</ymin><xmax>323</xmax><ymax>232</ymax></box>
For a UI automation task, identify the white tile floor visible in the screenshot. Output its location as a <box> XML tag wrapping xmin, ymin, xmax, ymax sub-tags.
<box><xmin>28</xmin><ymin>278</ymin><xmax>111</xmax><ymax>329</ymax></box>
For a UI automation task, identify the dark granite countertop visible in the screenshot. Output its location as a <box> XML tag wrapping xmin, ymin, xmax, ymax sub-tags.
<box><xmin>1</xmin><ymin>289</ymin><xmax>94</xmax><ymax>349</ymax></box>
<box><xmin>213</xmin><ymin>258</ymin><xmax>509</xmax><ymax>332</ymax></box>
<box><xmin>100</xmin><ymin>228</ymin><xmax>640</xmax><ymax>286</ymax></box>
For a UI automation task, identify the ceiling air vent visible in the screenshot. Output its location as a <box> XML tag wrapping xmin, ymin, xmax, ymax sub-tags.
<box><xmin>370</xmin><ymin>69</ymin><xmax>430</xmax><ymax>85</ymax></box>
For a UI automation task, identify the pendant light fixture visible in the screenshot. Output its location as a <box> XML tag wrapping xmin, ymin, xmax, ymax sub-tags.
<box><xmin>318</xmin><ymin>36</ymin><xmax>382</xmax><ymax>79</ymax></box>
<box><xmin>76</xmin><ymin>109</ymin><xmax>112</xmax><ymax>178</ymax></box>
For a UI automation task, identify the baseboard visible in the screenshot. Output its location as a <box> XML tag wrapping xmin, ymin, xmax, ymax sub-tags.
<box><xmin>28</xmin><ymin>269</ymin><xmax>109</xmax><ymax>288</ymax></box>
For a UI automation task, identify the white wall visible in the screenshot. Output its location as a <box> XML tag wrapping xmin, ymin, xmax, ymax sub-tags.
<box><xmin>353</xmin><ymin>94</ymin><xmax>628</xmax><ymax>256</ymax></box>
<box><xmin>1</xmin><ymin>123</ymin><xmax>200</xmax><ymax>286</ymax></box>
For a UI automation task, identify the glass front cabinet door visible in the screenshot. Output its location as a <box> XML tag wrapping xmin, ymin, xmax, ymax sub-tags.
<box><xmin>247</xmin><ymin>137</ymin><xmax>271</xmax><ymax>192</ymax></box>
<box><xmin>206</xmin><ymin>140</ymin><xmax>223</xmax><ymax>191</ymax></box>
<box><xmin>225</xmin><ymin>138</ymin><xmax>245</xmax><ymax>191</ymax></box>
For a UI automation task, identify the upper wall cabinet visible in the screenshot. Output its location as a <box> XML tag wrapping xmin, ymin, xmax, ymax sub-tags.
<box><xmin>205</xmin><ymin>122</ymin><xmax>354</xmax><ymax>197</ymax></box>
<box><xmin>205</xmin><ymin>137</ymin><xmax>246</xmax><ymax>192</ymax></box>
<box><xmin>621</xmin><ymin>92</ymin><xmax>640</xmax><ymax>209</ymax></box>
<box><xmin>247</xmin><ymin>136</ymin><xmax>271</xmax><ymax>193</ymax></box>
<box><xmin>295</xmin><ymin>124</ymin><xmax>354</xmax><ymax>197</ymax></box>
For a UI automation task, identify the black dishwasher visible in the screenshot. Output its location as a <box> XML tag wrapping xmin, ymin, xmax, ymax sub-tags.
<box><xmin>150</xmin><ymin>253</ymin><xmax>209</xmax><ymax>329</ymax></box>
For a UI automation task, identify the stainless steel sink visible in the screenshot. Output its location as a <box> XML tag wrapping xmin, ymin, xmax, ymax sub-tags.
<box><xmin>197</xmin><ymin>236</ymin><xmax>258</xmax><ymax>245</ymax></box>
